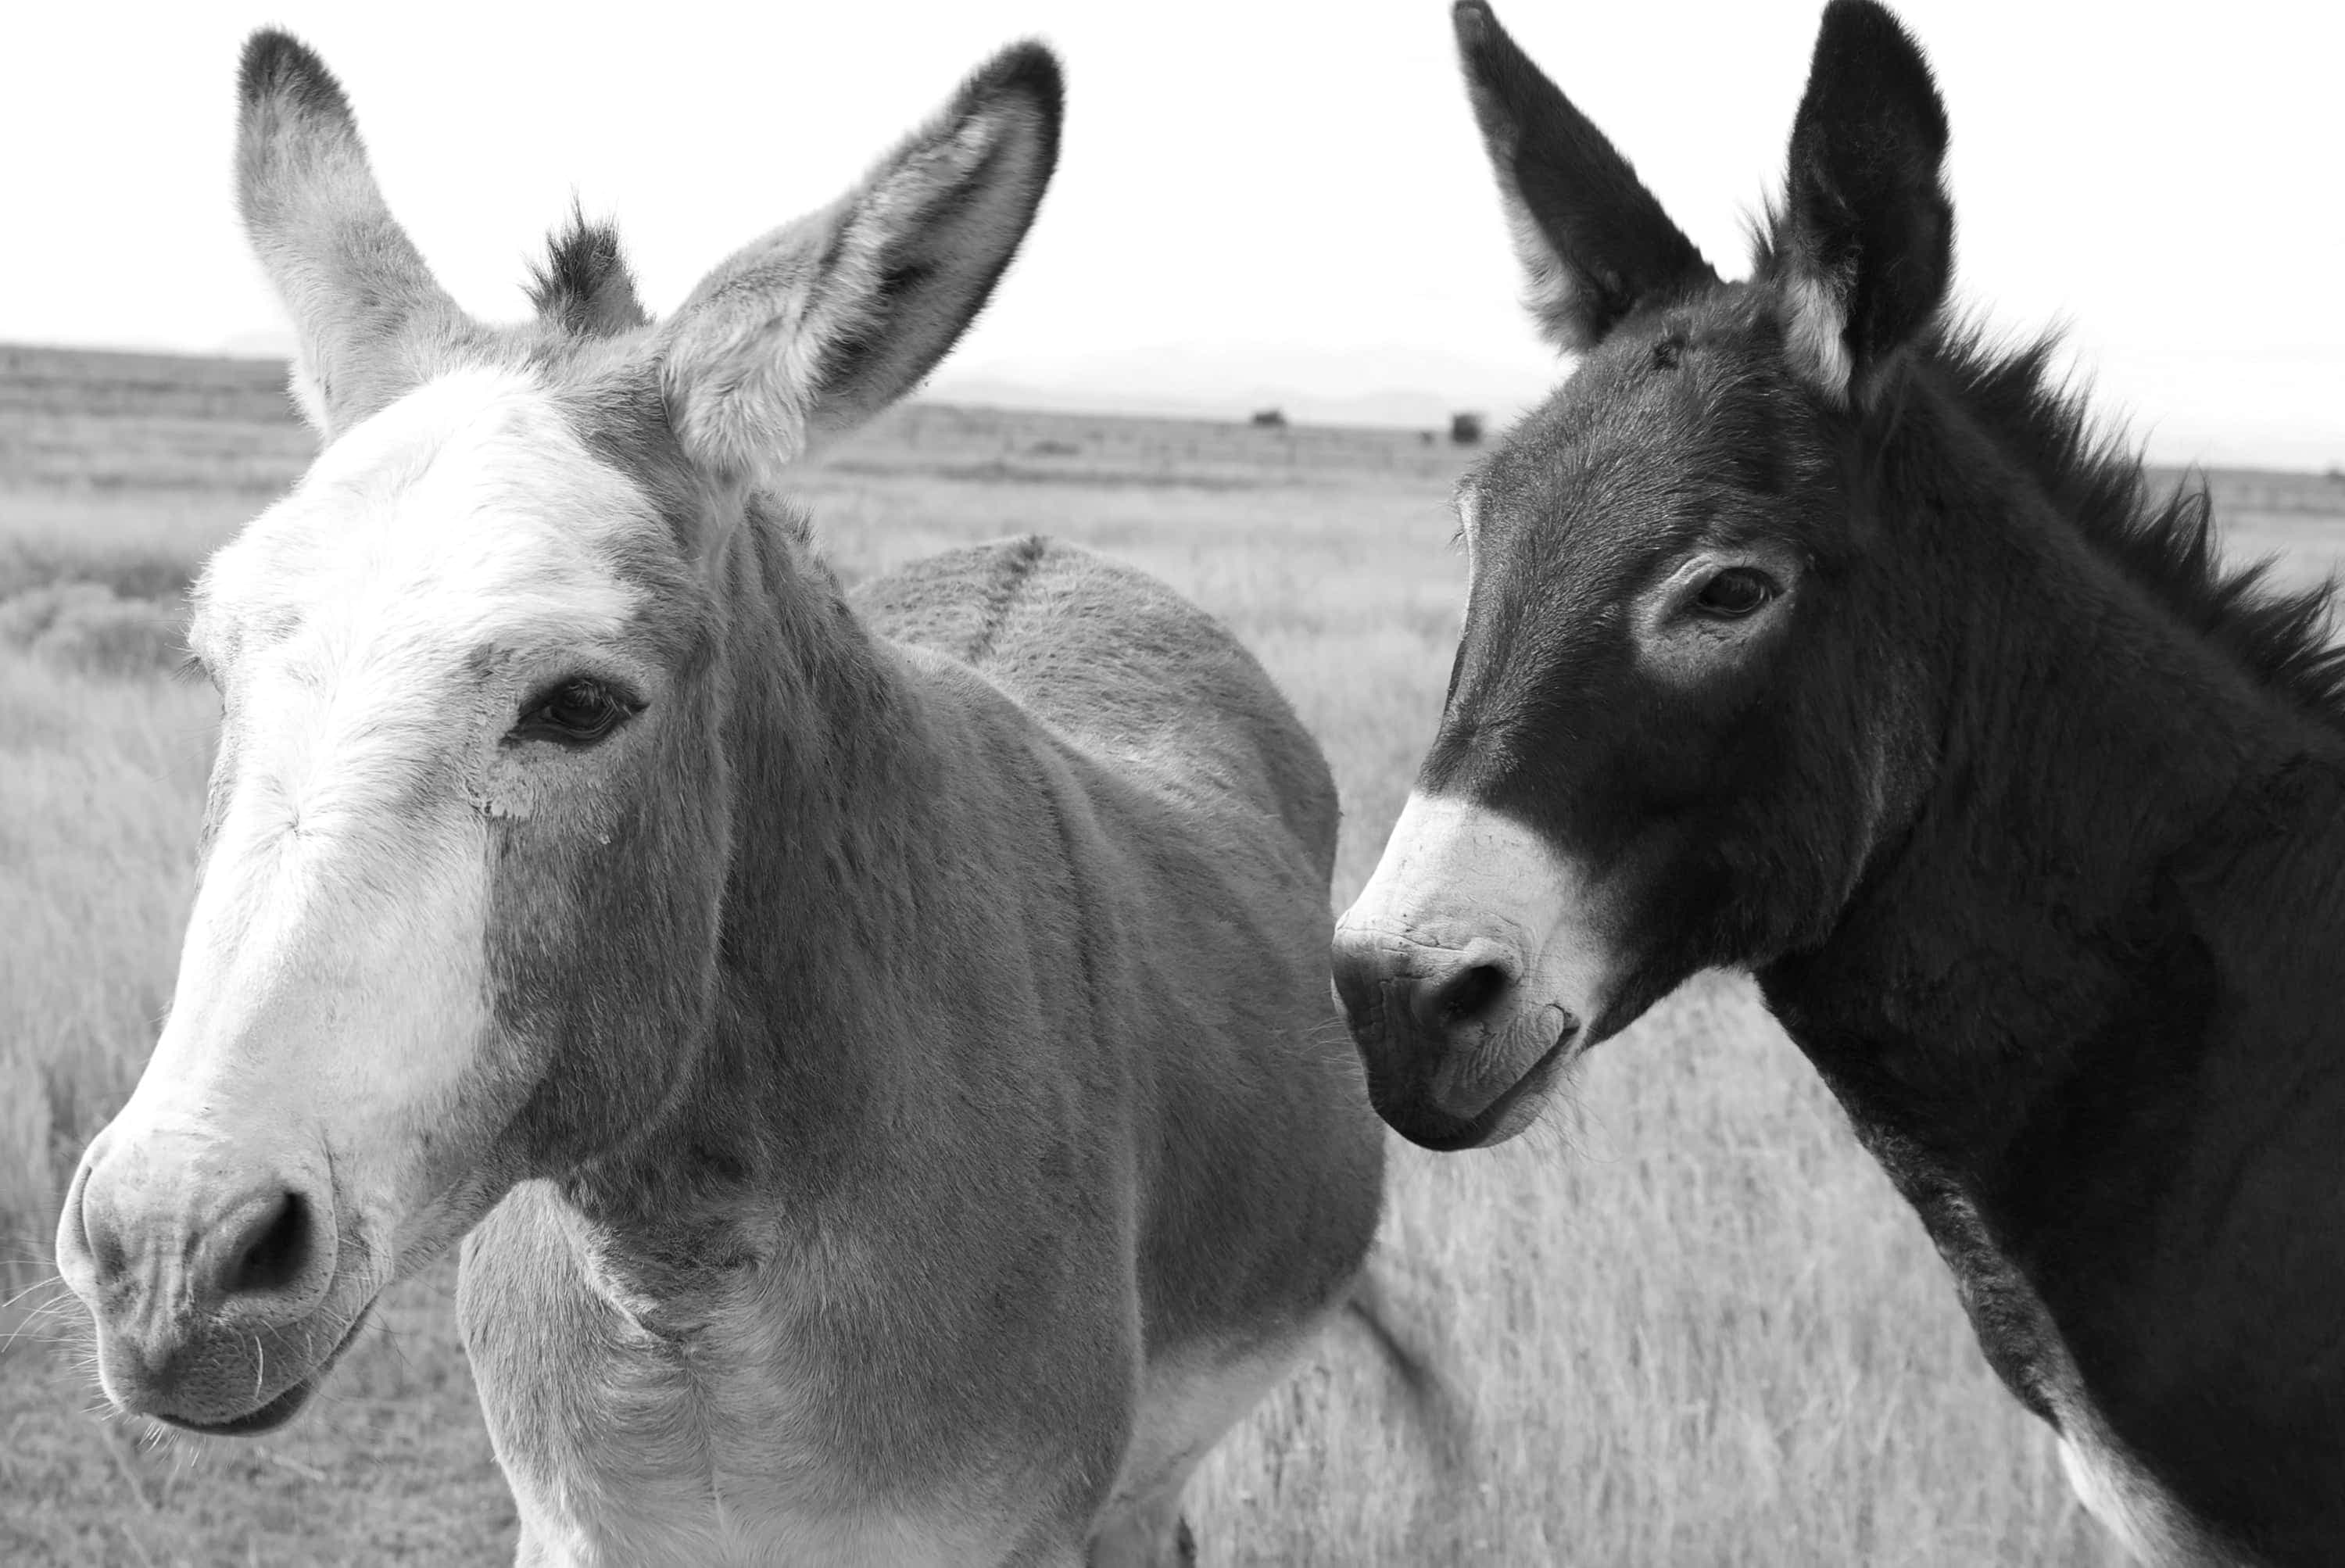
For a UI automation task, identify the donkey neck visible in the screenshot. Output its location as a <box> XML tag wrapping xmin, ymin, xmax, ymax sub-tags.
<box><xmin>1756</xmin><ymin>382</ymin><xmax>2345</xmax><ymax>1534</ymax></box>
<box><xmin>1763</xmin><ymin>391</ymin><xmax>2345</xmax><ymax>1170</ymax></box>
<box><xmin>560</xmin><ymin>509</ymin><xmax>1046</xmax><ymax>1262</ymax></box>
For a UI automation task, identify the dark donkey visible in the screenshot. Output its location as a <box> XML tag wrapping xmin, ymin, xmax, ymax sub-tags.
<box><xmin>1334</xmin><ymin>2</ymin><xmax>2345</xmax><ymax>1562</ymax></box>
<box><xmin>55</xmin><ymin>30</ymin><xmax>1384</xmax><ymax>1566</ymax></box>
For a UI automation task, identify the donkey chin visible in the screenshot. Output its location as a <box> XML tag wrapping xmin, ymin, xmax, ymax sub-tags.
<box><xmin>1343</xmin><ymin>958</ymin><xmax>1582</xmax><ymax>1153</ymax></box>
<box><xmin>55</xmin><ymin>1111</ymin><xmax>399</xmax><ymax>1434</ymax></box>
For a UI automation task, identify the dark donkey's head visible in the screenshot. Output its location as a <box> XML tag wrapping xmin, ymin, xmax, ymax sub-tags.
<box><xmin>1334</xmin><ymin>0</ymin><xmax>1957</xmax><ymax>1149</ymax></box>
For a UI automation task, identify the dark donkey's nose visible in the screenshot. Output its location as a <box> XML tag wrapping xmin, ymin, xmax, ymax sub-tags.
<box><xmin>1331</xmin><ymin>926</ymin><xmax>1544</xmax><ymax>1152</ymax></box>
<box><xmin>1330</xmin><ymin>929</ymin><xmax>1520</xmax><ymax>1051</ymax></box>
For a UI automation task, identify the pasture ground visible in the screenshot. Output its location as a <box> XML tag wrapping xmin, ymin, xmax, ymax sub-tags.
<box><xmin>5</xmin><ymin>344</ymin><xmax>2343</xmax><ymax>1565</ymax></box>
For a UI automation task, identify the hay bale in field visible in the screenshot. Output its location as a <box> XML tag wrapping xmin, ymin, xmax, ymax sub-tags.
<box><xmin>0</xmin><ymin>582</ymin><xmax>184</xmax><ymax>678</ymax></box>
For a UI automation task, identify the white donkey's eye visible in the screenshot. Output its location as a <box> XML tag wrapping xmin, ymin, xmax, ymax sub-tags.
<box><xmin>174</xmin><ymin>649</ymin><xmax>217</xmax><ymax>689</ymax></box>
<box><xmin>509</xmin><ymin>677</ymin><xmax>639</xmax><ymax>748</ymax></box>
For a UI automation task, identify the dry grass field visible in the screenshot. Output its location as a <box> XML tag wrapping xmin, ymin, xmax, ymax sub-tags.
<box><xmin>5</xmin><ymin>342</ymin><xmax>2343</xmax><ymax>1564</ymax></box>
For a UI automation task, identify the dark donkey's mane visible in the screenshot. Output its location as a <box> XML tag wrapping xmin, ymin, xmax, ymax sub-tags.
<box><xmin>1901</xmin><ymin>317</ymin><xmax>2345</xmax><ymax>734</ymax></box>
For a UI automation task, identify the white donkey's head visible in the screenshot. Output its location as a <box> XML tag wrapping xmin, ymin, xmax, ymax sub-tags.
<box><xmin>55</xmin><ymin>29</ymin><xmax>1061</xmax><ymax>1433</ymax></box>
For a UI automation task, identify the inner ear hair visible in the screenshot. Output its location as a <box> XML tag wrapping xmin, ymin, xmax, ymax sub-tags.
<box><xmin>1779</xmin><ymin>256</ymin><xmax>1858</xmax><ymax>403</ymax></box>
<box><xmin>799</xmin><ymin>52</ymin><xmax>1062</xmax><ymax>440</ymax></box>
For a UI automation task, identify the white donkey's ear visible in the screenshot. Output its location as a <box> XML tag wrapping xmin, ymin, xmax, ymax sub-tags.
<box><xmin>235</xmin><ymin>30</ymin><xmax>473</xmax><ymax>435</ymax></box>
<box><xmin>657</xmin><ymin>42</ymin><xmax>1062</xmax><ymax>485</ymax></box>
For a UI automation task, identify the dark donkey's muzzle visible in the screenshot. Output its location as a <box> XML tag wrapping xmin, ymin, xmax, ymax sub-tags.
<box><xmin>1334</xmin><ymin>790</ymin><xmax>1607</xmax><ymax>1151</ymax></box>
<box><xmin>1330</xmin><ymin>923</ymin><xmax>1574</xmax><ymax>1152</ymax></box>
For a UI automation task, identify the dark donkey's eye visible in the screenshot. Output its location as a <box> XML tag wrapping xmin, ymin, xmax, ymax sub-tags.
<box><xmin>1690</xmin><ymin>567</ymin><xmax>1779</xmax><ymax>621</ymax></box>
<box><xmin>511</xmin><ymin>678</ymin><xmax>639</xmax><ymax>747</ymax></box>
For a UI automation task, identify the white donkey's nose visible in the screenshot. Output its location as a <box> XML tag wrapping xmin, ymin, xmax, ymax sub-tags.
<box><xmin>57</xmin><ymin>1125</ymin><xmax>338</xmax><ymax>1416</ymax></box>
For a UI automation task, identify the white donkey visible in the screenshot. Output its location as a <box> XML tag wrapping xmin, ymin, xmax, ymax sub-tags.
<box><xmin>55</xmin><ymin>31</ymin><xmax>1387</xmax><ymax>1566</ymax></box>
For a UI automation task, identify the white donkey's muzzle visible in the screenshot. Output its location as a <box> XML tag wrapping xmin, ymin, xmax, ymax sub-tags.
<box><xmin>57</xmin><ymin>1114</ymin><xmax>349</xmax><ymax>1431</ymax></box>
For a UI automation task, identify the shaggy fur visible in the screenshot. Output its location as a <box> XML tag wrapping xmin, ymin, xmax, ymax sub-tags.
<box><xmin>1922</xmin><ymin>328</ymin><xmax>2345</xmax><ymax>729</ymax></box>
<box><xmin>1337</xmin><ymin>3</ymin><xmax>2345</xmax><ymax>1562</ymax></box>
<box><xmin>59</xmin><ymin>28</ymin><xmax>1387</xmax><ymax>1568</ymax></box>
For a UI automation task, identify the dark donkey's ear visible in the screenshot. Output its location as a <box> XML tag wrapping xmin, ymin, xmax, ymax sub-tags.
<box><xmin>1765</xmin><ymin>0</ymin><xmax>1953</xmax><ymax>403</ymax></box>
<box><xmin>1452</xmin><ymin>0</ymin><xmax>1717</xmax><ymax>354</ymax></box>
<box><xmin>236</xmin><ymin>31</ymin><xmax>474</xmax><ymax>435</ymax></box>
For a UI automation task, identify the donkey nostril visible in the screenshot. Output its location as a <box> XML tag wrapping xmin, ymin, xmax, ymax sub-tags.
<box><xmin>224</xmin><ymin>1191</ymin><xmax>313</xmax><ymax>1297</ymax></box>
<box><xmin>1433</xmin><ymin>962</ymin><xmax>1510</xmax><ymax>1028</ymax></box>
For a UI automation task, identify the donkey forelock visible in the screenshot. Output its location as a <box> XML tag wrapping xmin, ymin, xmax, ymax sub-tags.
<box><xmin>528</xmin><ymin>207</ymin><xmax>650</xmax><ymax>339</ymax></box>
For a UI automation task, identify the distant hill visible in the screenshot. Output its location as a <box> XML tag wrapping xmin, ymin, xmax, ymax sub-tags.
<box><xmin>5</xmin><ymin>342</ymin><xmax>2339</xmax><ymax>510</ymax></box>
<box><xmin>927</xmin><ymin>341</ymin><xmax>1563</xmax><ymax>435</ymax></box>
<box><xmin>925</xmin><ymin>374</ymin><xmax>1527</xmax><ymax>435</ymax></box>
<box><xmin>2</xmin><ymin>342</ymin><xmax>292</xmax><ymax>422</ymax></box>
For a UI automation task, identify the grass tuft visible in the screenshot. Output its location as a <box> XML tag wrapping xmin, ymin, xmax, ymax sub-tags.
<box><xmin>0</xmin><ymin>584</ymin><xmax>188</xmax><ymax>678</ymax></box>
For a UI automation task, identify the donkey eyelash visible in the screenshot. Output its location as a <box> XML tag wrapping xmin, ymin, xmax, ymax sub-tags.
<box><xmin>1448</xmin><ymin>501</ymin><xmax>1477</xmax><ymax>553</ymax></box>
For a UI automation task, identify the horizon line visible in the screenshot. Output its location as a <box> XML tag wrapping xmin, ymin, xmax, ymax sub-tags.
<box><xmin>5</xmin><ymin>336</ymin><xmax>2338</xmax><ymax>476</ymax></box>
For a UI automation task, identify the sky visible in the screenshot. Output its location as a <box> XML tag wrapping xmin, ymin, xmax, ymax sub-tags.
<box><xmin>5</xmin><ymin>0</ymin><xmax>2339</xmax><ymax>467</ymax></box>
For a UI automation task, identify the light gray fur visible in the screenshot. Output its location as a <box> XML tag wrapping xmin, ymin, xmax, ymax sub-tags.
<box><xmin>57</xmin><ymin>28</ymin><xmax>1389</xmax><ymax>1568</ymax></box>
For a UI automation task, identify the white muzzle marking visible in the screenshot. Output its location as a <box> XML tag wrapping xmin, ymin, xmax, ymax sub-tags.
<box><xmin>1341</xmin><ymin>789</ymin><xmax>1618</xmax><ymax>1036</ymax></box>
